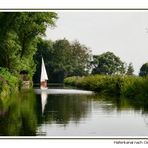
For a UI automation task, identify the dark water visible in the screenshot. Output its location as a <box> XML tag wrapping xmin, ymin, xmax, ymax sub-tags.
<box><xmin>0</xmin><ymin>87</ymin><xmax>148</xmax><ymax>136</ymax></box>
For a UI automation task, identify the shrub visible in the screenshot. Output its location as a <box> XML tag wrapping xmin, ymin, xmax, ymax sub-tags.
<box><xmin>0</xmin><ymin>67</ymin><xmax>18</xmax><ymax>87</ymax></box>
<box><xmin>64</xmin><ymin>75</ymin><xmax>148</xmax><ymax>99</ymax></box>
<box><xmin>0</xmin><ymin>67</ymin><xmax>19</xmax><ymax>95</ymax></box>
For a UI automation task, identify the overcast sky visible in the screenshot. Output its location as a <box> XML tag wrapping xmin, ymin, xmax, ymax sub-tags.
<box><xmin>46</xmin><ymin>11</ymin><xmax>148</xmax><ymax>74</ymax></box>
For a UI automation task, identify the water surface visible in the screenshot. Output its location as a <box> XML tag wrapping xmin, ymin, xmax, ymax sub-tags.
<box><xmin>0</xmin><ymin>87</ymin><xmax>148</xmax><ymax>136</ymax></box>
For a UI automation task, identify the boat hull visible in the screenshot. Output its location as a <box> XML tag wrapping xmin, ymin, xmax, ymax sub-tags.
<box><xmin>40</xmin><ymin>81</ymin><xmax>48</xmax><ymax>90</ymax></box>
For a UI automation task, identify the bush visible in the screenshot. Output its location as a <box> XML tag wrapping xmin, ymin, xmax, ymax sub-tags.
<box><xmin>64</xmin><ymin>75</ymin><xmax>123</xmax><ymax>95</ymax></box>
<box><xmin>0</xmin><ymin>67</ymin><xmax>18</xmax><ymax>87</ymax></box>
<box><xmin>64</xmin><ymin>75</ymin><xmax>148</xmax><ymax>99</ymax></box>
<box><xmin>0</xmin><ymin>67</ymin><xmax>19</xmax><ymax>95</ymax></box>
<box><xmin>121</xmin><ymin>76</ymin><xmax>148</xmax><ymax>99</ymax></box>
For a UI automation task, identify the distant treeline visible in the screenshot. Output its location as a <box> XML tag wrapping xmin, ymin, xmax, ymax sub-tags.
<box><xmin>33</xmin><ymin>38</ymin><xmax>148</xmax><ymax>83</ymax></box>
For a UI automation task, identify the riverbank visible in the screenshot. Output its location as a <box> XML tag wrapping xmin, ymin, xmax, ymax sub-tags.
<box><xmin>0</xmin><ymin>68</ymin><xmax>19</xmax><ymax>98</ymax></box>
<box><xmin>64</xmin><ymin>75</ymin><xmax>148</xmax><ymax>99</ymax></box>
<box><xmin>0</xmin><ymin>67</ymin><xmax>34</xmax><ymax>98</ymax></box>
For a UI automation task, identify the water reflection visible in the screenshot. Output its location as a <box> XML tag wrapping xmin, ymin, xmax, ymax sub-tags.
<box><xmin>36</xmin><ymin>91</ymin><xmax>148</xmax><ymax>136</ymax></box>
<box><xmin>41</xmin><ymin>91</ymin><xmax>48</xmax><ymax>114</ymax></box>
<box><xmin>40</xmin><ymin>94</ymin><xmax>91</xmax><ymax>125</ymax></box>
<box><xmin>0</xmin><ymin>90</ymin><xmax>37</xmax><ymax>136</ymax></box>
<box><xmin>0</xmin><ymin>88</ymin><xmax>148</xmax><ymax>136</ymax></box>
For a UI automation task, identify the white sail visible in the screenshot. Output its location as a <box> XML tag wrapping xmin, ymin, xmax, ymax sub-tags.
<box><xmin>40</xmin><ymin>57</ymin><xmax>48</xmax><ymax>82</ymax></box>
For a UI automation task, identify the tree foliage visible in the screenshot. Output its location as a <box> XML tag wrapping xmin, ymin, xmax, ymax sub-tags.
<box><xmin>0</xmin><ymin>12</ymin><xmax>57</xmax><ymax>78</ymax></box>
<box><xmin>33</xmin><ymin>38</ymin><xmax>91</xmax><ymax>83</ymax></box>
<box><xmin>70</xmin><ymin>40</ymin><xmax>91</xmax><ymax>76</ymax></box>
<box><xmin>126</xmin><ymin>62</ymin><xmax>134</xmax><ymax>75</ymax></box>
<box><xmin>91</xmin><ymin>51</ymin><xmax>126</xmax><ymax>75</ymax></box>
<box><xmin>33</xmin><ymin>38</ymin><xmax>54</xmax><ymax>83</ymax></box>
<box><xmin>139</xmin><ymin>62</ymin><xmax>148</xmax><ymax>77</ymax></box>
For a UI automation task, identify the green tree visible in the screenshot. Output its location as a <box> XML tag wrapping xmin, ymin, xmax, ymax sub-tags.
<box><xmin>33</xmin><ymin>39</ymin><xmax>92</xmax><ymax>83</ymax></box>
<box><xmin>0</xmin><ymin>12</ymin><xmax>57</xmax><ymax>79</ymax></box>
<box><xmin>69</xmin><ymin>40</ymin><xmax>91</xmax><ymax>76</ymax></box>
<box><xmin>33</xmin><ymin>38</ymin><xmax>54</xmax><ymax>83</ymax></box>
<box><xmin>33</xmin><ymin>38</ymin><xmax>70</xmax><ymax>83</ymax></box>
<box><xmin>126</xmin><ymin>62</ymin><xmax>134</xmax><ymax>75</ymax></box>
<box><xmin>139</xmin><ymin>62</ymin><xmax>148</xmax><ymax>76</ymax></box>
<box><xmin>52</xmin><ymin>39</ymin><xmax>91</xmax><ymax>78</ymax></box>
<box><xmin>92</xmin><ymin>51</ymin><xmax>126</xmax><ymax>75</ymax></box>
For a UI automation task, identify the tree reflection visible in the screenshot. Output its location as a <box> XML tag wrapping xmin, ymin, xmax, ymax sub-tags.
<box><xmin>0</xmin><ymin>90</ymin><xmax>37</xmax><ymax>136</ymax></box>
<box><xmin>37</xmin><ymin>93</ymin><xmax>148</xmax><ymax>126</ymax></box>
<box><xmin>39</xmin><ymin>94</ymin><xmax>91</xmax><ymax>125</ymax></box>
<box><xmin>0</xmin><ymin>89</ymin><xmax>148</xmax><ymax>136</ymax></box>
<box><xmin>93</xmin><ymin>94</ymin><xmax>148</xmax><ymax>114</ymax></box>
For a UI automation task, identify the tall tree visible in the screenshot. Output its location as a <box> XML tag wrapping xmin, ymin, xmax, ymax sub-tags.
<box><xmin>33</xmin><ymin>39</ymin><xmax>92</xmax><ymax>83</ymax></box>
<box><xmin>69</xmin><ymin>40</ymin><xmax>91</xmax><ymax>76</ymax></box>
<box><xmin>139</xmin><ymin>62</ymin><xmax>148</xmax><ymax>76</ymax></box>
<box><xmin>0</xmin><ymin>12</ymin><xmax>57</xmax><ymax>78</ymax></box>
<box><xmin>126</xmin><ymin>62</ymin><xmax>134</xmax><ymax>75</ymax></box>
<box><xmin>33</xmin><ymin>38</ymin><xmax>54</xmax><ymax>83</ymax></box>
<box><xmin>91</xmin><ymin>51</ymin><xmax>126</xmax><ymax>75</ymax></box>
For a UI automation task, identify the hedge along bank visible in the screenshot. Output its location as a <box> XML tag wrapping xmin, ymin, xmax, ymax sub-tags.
<box><xmin>64</xmin><ymin>75</ymin><xmax>148</xmax><ymax>99</ymax></box>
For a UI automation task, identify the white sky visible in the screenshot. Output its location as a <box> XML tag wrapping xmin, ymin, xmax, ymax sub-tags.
<box><xmin>46</xmin><ymin>11</ymin><xmax>148</xmax><ymax>75</ymax></box>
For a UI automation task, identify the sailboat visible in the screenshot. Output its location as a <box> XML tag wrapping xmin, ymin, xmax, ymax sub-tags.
<box><xmin>40</xmin><ymin>57</ymin><xmax>48</xmax><ymax>90</ymax></box>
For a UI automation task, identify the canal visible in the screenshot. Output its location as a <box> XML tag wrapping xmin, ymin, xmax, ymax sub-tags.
<box><xmin>0</xmin><ymin>86</ymin><xmax>148</xmax><ymax>136</ymax></box>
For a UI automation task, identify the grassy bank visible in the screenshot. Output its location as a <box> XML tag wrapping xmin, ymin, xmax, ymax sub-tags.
<box><xmin>64</xmin><ymin>75</ymin><xmax>148</xmax><ymax>99</ymax></box>
<box><xmin>0</xmin><ymin>67</ymin><xmax>19</xmax><ymax>98</ymax></box>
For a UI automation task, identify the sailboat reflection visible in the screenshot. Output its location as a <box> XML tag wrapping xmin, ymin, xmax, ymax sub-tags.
<box><xmin>41</xmin><ymin>91</ymin><xmax>48</xmax><ymax>114</ymax></box>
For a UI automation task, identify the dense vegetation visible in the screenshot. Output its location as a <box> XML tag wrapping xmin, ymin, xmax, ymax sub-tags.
<box><xmin>64</xmin><ymin>51</ymin><xmax>147</xmax><ymax>100</ymax></box>
<box><xmin>0</xmin><ymin>12</ymin><xmax>147</xmax><ymax>101</ymax></box>
<box><xmin>139</xmin><ymin>62</ymin><xmax>148</xmax><ymax>77</ymax></box>
<box><xmin>0</xmin><ymin>12</ymin><xmax>57</xmax><ymax>75</ymax></box>
<box><xmin>0</xmin><ymin>12</ymin><xmax>57</xmax><ymax>95</ymax></box>
<box><xmin>33</xmin><ymin>38</ymin><xmax>91</xmax><ymax>83</ymax></box>
<box><xmin>64</xmin><ymin>75</ymin><xmax>148</xmax><ymax>100</ymax></box>
<box><xmin>126</xmin><ymin>62</ymin><xmax>134</xmax><ymax>75</ymax></box>
<box><xmin>0</xmin><ymin>67</ymin><xmax>19</xmax><ymax>97</ymax></box>
<box><xmin>91</xmin><ymin>52</ymin><xmax>126</xmax><ymax>75</ymax></box>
